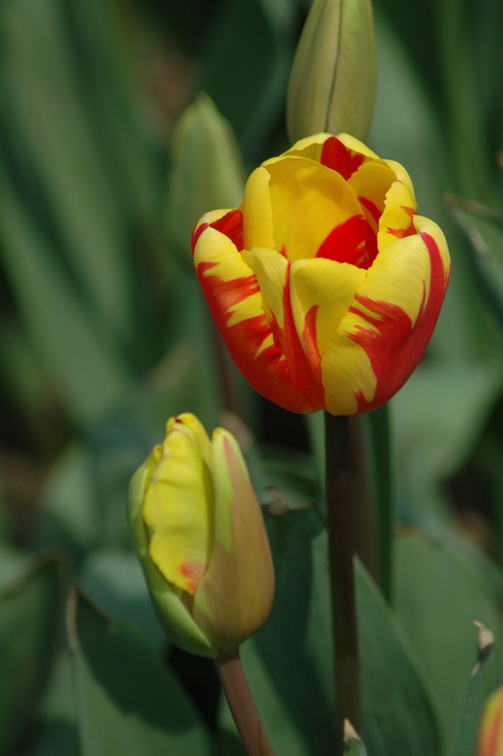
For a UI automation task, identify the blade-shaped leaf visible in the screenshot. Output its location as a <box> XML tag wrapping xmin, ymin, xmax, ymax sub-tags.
<box><xmin>0</xmin><ymin>553</ymin><xmax>65</xmax><ymax>756</ymax></box>
<box><xmin>395</xmin><ymin>531</ymin><xmax>503</xmax><ymax>754</ymax></box>
<box><xmin>255</xmin><ymin>508</ymin><xmax>439</xmax><ymax>756</ymax></box>
<box><xmin>450</xmin><ymin>622</ymin><xmax>497</xmax><ymax>756</ymax></box>
<box><xmin>67</xmin><ymin>587</ymin><xmax>211</xmax><ymax>756</ymax></box>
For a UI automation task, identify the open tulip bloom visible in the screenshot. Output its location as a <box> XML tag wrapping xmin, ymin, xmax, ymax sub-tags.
<box><xmin>192</xmin><ymin>133</ymin><xmax>451</xmax><ymax>415</ymax></box>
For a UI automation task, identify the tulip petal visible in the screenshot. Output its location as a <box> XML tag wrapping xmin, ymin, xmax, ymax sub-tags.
<box><xmin>142</xmin><ymin>419</ymin><xmax>214</xmax><ymax>596</ymax></box>
<box><xmin>265</xmin><ymin>155</ymin><xmax>365</xmax><ymax>262</ymax></box>
<box><xmin>278</xmin><ymin>132</ymin><xmax>332</xmax><ymax>163</ymax></box>
<box><xmin>478</xmin><ymin>686</ymin><xmax>503</xmax><ymax>756</ymax></box>
<box><xmin>194</xmin><ymin>224</ymin><xmax>318</xmax><ymax>413</ymax></box>
<box><xmin>240</xmin><ymin>166</ymin><xmax>275</xmax><ymax>251</ymax></box>
<box><xmin>290</xmin><ymin>256</ymin><xmax>365</xmax><ymax>358</ymax></box>
<box><xmin>242</xmin><ymin>246</ymin><xmax>288</xmax><ymax>330</ymax></box>
<box><xmin>321</xmin><ymin>215</ymin><xmax>450</xmax><ymax>414</ymax></box>
<box><xmin>378</xmin><ymin>179</ymin><xmax>418</xmax><ymax>252</ymax></box>
<box><xmin>128</xmin><ymin>454</ymin><xmax>217</xmax><ymax>657</ymax></box>
<box><xmin>193</xmin><ymin>429</ymin><xmax>275</xmax><ymax>651</ymax></box>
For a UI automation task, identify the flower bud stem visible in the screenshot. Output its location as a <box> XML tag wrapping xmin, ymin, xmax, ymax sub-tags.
<box><xmin>325</xmin><ymin>412</ymin><xmax>363</xmax><ymax>752</ymax></box>
<box><xmin>215</xmin><ymin>648</ymin><xmax>277</xmax><ymax>756</ymax></box>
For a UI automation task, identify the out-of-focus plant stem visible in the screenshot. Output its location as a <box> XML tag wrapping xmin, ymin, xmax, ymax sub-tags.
<box><xmin>325</xmin><ymin>413</ymin><xmax>362</xmax><ymax>752</ymax></box>
<box><xmin>215</xmin><ymin>648</ymin><xmax>277</xmax><ymax>756</ymax></box>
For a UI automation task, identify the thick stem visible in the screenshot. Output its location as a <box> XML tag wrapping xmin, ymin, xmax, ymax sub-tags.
<box><xmin>325</xmin><ymin>413</ymin><xmax>362</xmax><ymax>750</ymax></box>
<box><xmin>215</xmin><ymin>648</ymin><xmax>277</xmax><ymax>756</ymax></box>
<box><xmin>349</xmin><ymin>416</ymin><xmax>379</xmax><ymax>586</ymax></box>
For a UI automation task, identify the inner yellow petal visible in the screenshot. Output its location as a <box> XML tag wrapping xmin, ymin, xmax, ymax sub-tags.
<box><xmin>240</xmin><ymin>166</ymin><xmax>275</xmax><ymax>251</ymax></box>
<box><xmin>242</xmin><ymin>247</ymin><xmax>288</xmax><ymax>329</ymax></box>
<box><xmin>348</xmin><ymin>161</ymin><xmax>396</xmax><ymax>231</ymax></box>
<box><xmin>143</xmin><ymin>424</ymin><xmax>214</xmax><ymax>597</ymax></box>
<box><xmin>265</xmin><ymin>156</ymin><xmax>364</xmax><ymax>262</ymax></box>
<box><xmin>290</xmin><ymin>258</ymin><xmax>366</xmax><ymax>357</ymax></box>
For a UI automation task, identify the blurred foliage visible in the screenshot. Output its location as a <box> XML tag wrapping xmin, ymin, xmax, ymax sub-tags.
<box><xmin>1</xmin><ymin>0</ymin><xmax>503</xmax><ymax>754</ymax></box>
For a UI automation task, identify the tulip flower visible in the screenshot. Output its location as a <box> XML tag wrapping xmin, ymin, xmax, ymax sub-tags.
<box><xmin>477</xmin><ymin>684</ymin><xmax>503</xmax><ymax>756</ymax></box>
<box><xmin>192</xmin><ymin>133</ymin><xmax>450</xmax><ymax>416</ymax></box>
<box><xmin>128</xmin><ymin>413</ymin><xmax>275</xmax><ymax>658</ymax></box>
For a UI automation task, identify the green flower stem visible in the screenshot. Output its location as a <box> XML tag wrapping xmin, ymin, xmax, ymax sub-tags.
<box><xmin>349</xmin><ymin>416</ymin><xmax>379</xmax><ymax>587</ymax></box>
<box><xmin>215</xmin><ymin>648</ymin><xmax>277</xmax><ymax>756</ymax></box>
<box><xmin>325</xmin><ymin>413</ymin><xmax>362</xmax><ymax>750</ymax></box>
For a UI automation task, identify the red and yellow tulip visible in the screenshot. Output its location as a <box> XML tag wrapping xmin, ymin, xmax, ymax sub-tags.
<box><xmin>478</xmin><ymin>685</ymin><xmax>503</xmax><ymax>756</ymax></box>
<box><xmin>128</xmin><ymin>413</ymin><xmax>275</xmax><ymax>657</ymax></box>
<box><xmin>192</xmin><ymin>133</ymin><xmax>450</xmax><ymax>415</ymax></box>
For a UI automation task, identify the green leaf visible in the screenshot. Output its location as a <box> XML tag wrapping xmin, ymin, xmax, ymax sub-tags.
<box><xmin>450</xmin><ymin>622</ymin><xmax>497</xmax><ymax>756</ymax></box>
<box><xmin>78</xmin><ymin>549</ymin><xmax>165</xmax><ymax>651</ymax></box>
<box><xmin>344</xmin><ymin>721</ymin><xmax>369</xmax><ymax>756</ymax></box>
<box><xmin>256</xmin><ymin>509</ymin><xmax>439</xmax><ymax>756</ymax></box>
<box><xmin>67</xmin><ymin>588</ymin><xmax>211</xmax><ymax>756</ymax></box>
<box><xmin>446</xmin><ymin>194</ymin><xmax>503</xmax><ymax>332</ymax></box>
<box><xmin>394</xmin><ymin>531</ymin><xmax>503</xmax><ymax>754</ymax></box>
<box><xmin>0</xmin><ymin>554</ymin><xmax>65</xmax><ymax>756</ymax></box>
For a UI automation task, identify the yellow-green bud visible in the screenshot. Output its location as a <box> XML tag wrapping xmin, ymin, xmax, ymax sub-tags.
<box><xmin>128</xmin><ymin>413</ymin><xmax>275</xmax><ymax>658</ymax></box>
<box><xmin>286</xmin><ymin>0</ymin><xmax>376</xmax><ymax>144</ymax></box>
<box><xmin>165</xmin><ymin>93</ymin><xmax>245</xmax><ymax>259</ymax></box>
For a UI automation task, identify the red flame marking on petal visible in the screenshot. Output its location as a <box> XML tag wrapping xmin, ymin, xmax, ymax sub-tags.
<box><xmin>348</xmin><ymin>231</ymin><xmax>449</xmax><ymax>412</ymax></box>
<box><xmin>178</xmin><ymin>559</ymin><xmax>206</xmax><ymax>596</ymax></box>
<box><xmin>316</xmin><ymin>214</ymin><xmax>369</xmax><ymax>268</ymax></box>
<box><xmin>211</xmin><ymin>209</ymin><xmax>244</xmax><ymax>251</ymax></box>
<box><xmin>191</xmin><ymin>222</ymin><xmax>209</xmax><ymax>254</ymax></box>
<box><xmin>269</xmin><ymin>266</ymin><xmax>325</xmax><ymax>409</ymax></box>
<box><xmin>196</xmin><ymin>260</ymin><xmax>317</xmax><ymax>413</ymax></box>
<box><xmin>320</xmin><ymin>137</ymin><xmax>365</xmax><ymax>180</ymax></box>
<box><xmin>386</xmin><ymin>205</ymin><xmax>417</xmax><ymax>240</ymax></box>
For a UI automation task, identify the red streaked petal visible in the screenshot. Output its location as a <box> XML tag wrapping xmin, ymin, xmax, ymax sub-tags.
<box><xmin>211</xmin><ymin>209</ymin><xmax>244</xmax><ymax>251</ymax></box>
<box><xmin>320</xmin><ymin>136</ymin><xmax>365</xmax><ymax>180</ymax></box>
<box><xmin>316</xmin><ymin>214</ymin><xmax>368</xmax><ymax>268</ymax></box>
<box><xmin>349</xmin><ymin>228</ymin><xmax>450</xmax><ymax>412</ymax></box>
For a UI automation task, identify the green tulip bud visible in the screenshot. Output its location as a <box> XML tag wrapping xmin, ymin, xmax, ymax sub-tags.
<box><xmin>128</xmin><ymin>413</ymin><xmax>275</xmax><ymax>658</ymax></box>
<box><xmin>286</xmin><ymin>0</ymin><xmax>376</xmax><ymax>144</ymax></box>
<box><xmin>166</xmin><ymin>93</ymin><xmax>245</xmax><ymax>260</ymax></box>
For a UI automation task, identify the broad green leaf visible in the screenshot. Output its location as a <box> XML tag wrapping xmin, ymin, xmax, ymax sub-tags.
<box><xmin>394</xmin><ymin>531</ymin><xmax>503</xmax><ymax>754</ymax></box>
<box><xmin>0</xmin><ymin>554</ymin><xmax>65</xmax><ymax>756</ymax></box>
<box><xmin>451</xmin><ymin>622</ymin><xmax>497</xmax><ymax>756</ymax></box>
<box><xmin>256</xmin><ymin>509</ymin><xmax>439</xmax><ymax>756</ymax></box>
<box><xmin>78</xmin><ymin>549</ymin><xmax>165</xmax><ymax>651</ymax></box>
<box><xmin>67</xmin><ymin>588</ymin><xmax>210</xmax><ymax>756</ymax></box>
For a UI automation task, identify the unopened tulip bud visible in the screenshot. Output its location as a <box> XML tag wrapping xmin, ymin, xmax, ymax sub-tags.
<box><xmin>128</xmin><ymin>413</ymin><xmax>275</xmax><ymax>657</ymax></box>
<box><xmin>166</xmin><ymin>93</ymin><xmax>245</xmax><ymax>258</ymax></box>
<box><xmin>287</xmin><ymin>0</ymin><xmax>376</xmax><ymax>144</ymax></box>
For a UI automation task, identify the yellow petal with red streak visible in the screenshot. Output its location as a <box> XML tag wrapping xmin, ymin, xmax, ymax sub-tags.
<box><xmin>348</xmin><ymin>160</ymin><xmax>396</xmax><ymax>229</ymax></box>
<box><xmin>143</xmin><ymin>416</ymin><xmax>214</xmax><ymax>597</ymax></box>
<box><xmin>242</xmin><ymin>247</ymin><xmax>288</xmax><ymax>329</ymax></box>
<box><xmin>378</xmin><ymin>179</ymin><xmax>418</xmax><ymax>252</ymax></box>
<box><xmin>193</xmin><ymin>226</ymin><xmax>263</xmax><ymax>328</ymax></box>
<box><xmin>383</xmin><ymin>159</ymin><xmax>416</xmax><ymax>201</ymax></box>
<box><xmin>265</xmin><ymin>155</ymin><xmax>364</xmax><ymax>262</ymax></box>
<box><xmin>322</xmin><ymin>220</ymin><xmax>447</xmax><ymax>415</ymax></box>
<box><xmin>240</xmin><ymin>166</ymin><xmax>275</xmax><ymax>251</ymax></box>
<box><xmin>290</xmin><ymin>257</ymin><xmax>365</xmax><ymax>357</ymax></box>
<box><xmin>336</xmin><ymin>133</ymin><xmax>380</xmax><ymax>160</ymax></box>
